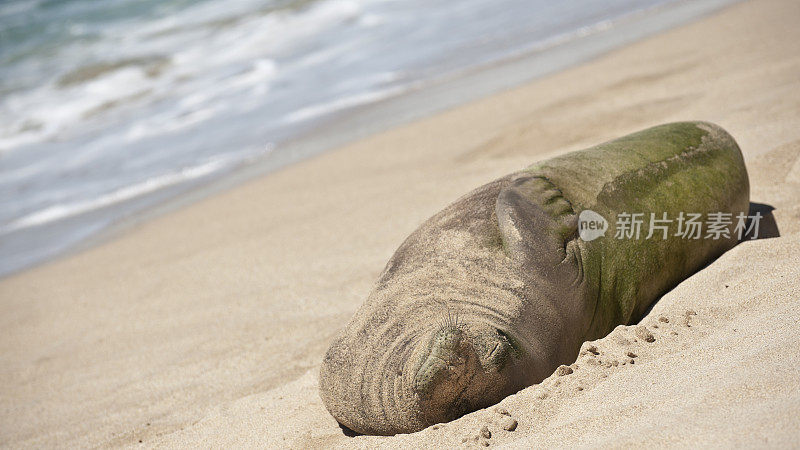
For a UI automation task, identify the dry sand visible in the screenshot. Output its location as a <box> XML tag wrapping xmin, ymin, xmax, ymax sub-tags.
<box><xmin>2</xmin><ymin>0</ymin><xmax>800</xmax><ymax>447</ymax></box>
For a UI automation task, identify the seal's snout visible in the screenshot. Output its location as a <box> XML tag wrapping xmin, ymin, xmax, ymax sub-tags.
<box><xmin>412</xmin><ymin>323</ymin><xmax>520</xmax><ymax>426</ymax></box>
<box><xmin>413</xmin><ymin>326</ymin><xmax>479</xmax><ymax>421</ymax></box>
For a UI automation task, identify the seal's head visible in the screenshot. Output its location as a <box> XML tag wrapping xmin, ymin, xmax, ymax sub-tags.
<box><xmin>318</xmin><ymin>175</ymin><xmax>536</xmax><ymax>435</ymax></box>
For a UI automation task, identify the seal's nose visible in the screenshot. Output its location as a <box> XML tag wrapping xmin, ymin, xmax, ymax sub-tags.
<box><xmin>411</xmin><ymin>323</ymin><xmax>519</xmax><ymax>426</ymax></box>
<box><xmin>413</xmin><ymin>326</ymin><xmax>480</xmax><ymax>424</ymax></box>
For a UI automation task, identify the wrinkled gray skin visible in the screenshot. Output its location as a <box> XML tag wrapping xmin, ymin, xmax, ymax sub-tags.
<box><xmin>319</xmin><ymin>122</ymin><xmax>750</xmax><ymax>435</ymax></box>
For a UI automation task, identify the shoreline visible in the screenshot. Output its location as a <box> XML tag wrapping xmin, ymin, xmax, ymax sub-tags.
<box><xmin>3</xmin><ymin>0</ymin><xmax>739</xmax><ymax>280</ymax></box>
<box><xmin>2</xmin><ymin>0</ymin><xmax>800</xmax><ymax>447</ymax></box>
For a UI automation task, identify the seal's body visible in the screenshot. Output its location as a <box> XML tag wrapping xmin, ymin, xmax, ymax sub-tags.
<box><xmin>319</xmin><ymin>122</ymin><xmax>749</xmax><ymax>435</ymax></box>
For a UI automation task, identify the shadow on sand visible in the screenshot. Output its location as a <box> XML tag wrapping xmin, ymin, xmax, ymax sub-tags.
<box><xmin>747</xmin><ymin>202</ymin><xmax>780</xmax><ymax>240</ymax></box>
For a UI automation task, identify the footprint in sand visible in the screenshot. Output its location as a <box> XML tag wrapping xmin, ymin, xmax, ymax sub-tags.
<box><xmin>555</xmin><ymin>365</ymin><xmax>574</xmax><ymax>376</ymax></box>
<box><xmin>501</xmin><ymin>417</ymin><xmax>518</xmax><ymax>431</ymax></box>
<box><xmin>635</xmin><ymin>326</ymin><xmax>656</xmax><ymax>343</ymax></box>
<box><xmin>492</xmin><ymin>407</ymin><xmax>518</xmax><ymax>432</ymax></box>
<box><xmin>683</xmin><ymin>310</ymin><xmax>697</xmax><ymax>327</ymax></box>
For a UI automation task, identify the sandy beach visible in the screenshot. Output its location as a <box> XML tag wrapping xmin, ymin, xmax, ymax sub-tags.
<box><xmin>2</xmin><ymin>0</ymin><xmax>800</xmax><ymax>447</ymax></box>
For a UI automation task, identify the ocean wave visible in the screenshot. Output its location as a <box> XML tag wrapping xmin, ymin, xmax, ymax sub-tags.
<box><xmin>283</xmin><ymin>86</ymin><xmax>405</xmax><ymax>124</ymax></box>
<box><xmin>0</xmin><ymin>0</ymin><xmax>361</xmax><ymax>149</ymax></box>
<box><xmin>0</xmin><ymin>66</ymin><xmax>153</xmax><ymax>151</ymax></box>
<box><xmin>0</xmin><ymin>148</ymin><xmax>270</xmax><ymax>234</ymax></box>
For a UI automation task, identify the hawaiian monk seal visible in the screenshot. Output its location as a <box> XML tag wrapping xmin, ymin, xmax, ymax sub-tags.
<box><xmin>319</xmin><ymin>121</ymin><xmax>749</xmax><ymax>435</ymax></box>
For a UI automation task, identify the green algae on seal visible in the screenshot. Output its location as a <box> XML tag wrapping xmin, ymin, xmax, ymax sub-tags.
<box><xmin>319</xmin><ymin>122</ymin><xmax>750</xmax><ymax>435</ymax></box>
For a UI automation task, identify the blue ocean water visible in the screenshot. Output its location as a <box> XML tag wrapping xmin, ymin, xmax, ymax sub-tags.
<box><xmin>0</xmin><ymin>0</ymin><xmax>717</xmax><ymax>276</ymax></box>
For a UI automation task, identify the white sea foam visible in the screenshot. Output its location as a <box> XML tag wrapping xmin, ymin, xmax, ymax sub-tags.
<box><xmin>0</xmin><ymin>0</ymin><xmax>365</xmax><ymax>153</ymax></box>
<box><xmin>0</xmin><ymin>66</ymin><xmax>152</xmax><ymax>151</ymax></box>
<box><xmin>283</xmin><ymin>86</ymin><xmax>405</xmax><ymax>125</ymax></box>
<box><xmin>0</xmin><ymin>148</ymin><xmax>269</xmax><ymax>234</ymax></box>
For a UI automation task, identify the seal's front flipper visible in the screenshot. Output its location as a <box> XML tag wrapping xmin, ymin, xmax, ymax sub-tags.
<box><xmin>496</xmin><ymin>173</ymin><xmax>579</xmax><ymax>267</ymax></box>
<box><xmin>495</xmin><ymin>172</ymin><xmax>592</xmax><ymax>370</ymax></box>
